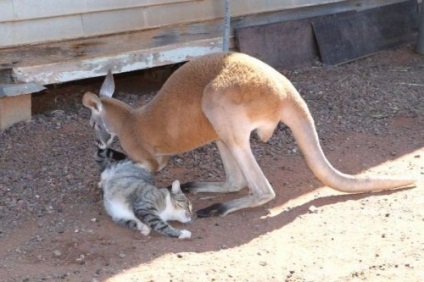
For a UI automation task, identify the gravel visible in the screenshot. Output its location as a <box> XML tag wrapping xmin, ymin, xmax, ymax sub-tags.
<box><xmin>1</xmin><ymin>45</ymin><xmax>423</xmax><ymax>236</ymax></box>
<box><xmin>0</xmin><ymin>44</ymin><xmax>423</xmax><ymax>281</ymax></box>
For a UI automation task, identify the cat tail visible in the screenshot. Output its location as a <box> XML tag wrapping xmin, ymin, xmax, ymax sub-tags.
<box><xmin>95</xmin><ymin>147</ymin><xmax>127</xmax><ymax>171</ymax></box>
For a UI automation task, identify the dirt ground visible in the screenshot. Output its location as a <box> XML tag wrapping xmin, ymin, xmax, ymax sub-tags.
<box><xmin>0</xmin><ymin>45</ymin><xmax>423</xmax><ymax>282</ymax></box>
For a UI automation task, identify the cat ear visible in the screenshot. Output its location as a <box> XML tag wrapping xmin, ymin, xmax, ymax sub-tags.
<box><xmin>171</xmin><ymin>180</ymin><xmax>182</xmax><ymax>194</ymax></box>
<box><xmin>82</xmin><ymin>92</ymin><xmax>103</xmax><ymax>113</ymax></box>
<box><xmin>99</xmin><ymin>69</ymin><xmax>115</xmax><ymax>98</ymax></box>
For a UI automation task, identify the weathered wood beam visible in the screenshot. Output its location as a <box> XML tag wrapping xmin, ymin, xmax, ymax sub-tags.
<box><xmin>12</xmin><ymin>38</ymin><xmax>224</xmax><ymax>85</ymax></box>
<box><xmin>0</xmin><ymin>83</ymin><xmax>45</xmax><ymax>97</ymax></box>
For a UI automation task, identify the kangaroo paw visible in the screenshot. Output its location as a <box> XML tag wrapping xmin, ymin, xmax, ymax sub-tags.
<box><xmin>169</xmin><ymin>182</ymin><xmax>197</xmax><ymax>193</ymax></box>
<box><xmin>196</xmin><ymin>203</ymin><xmax>227</xmax><ymax>218</ymax></box>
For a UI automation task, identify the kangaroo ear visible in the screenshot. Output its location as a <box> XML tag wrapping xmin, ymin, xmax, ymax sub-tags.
<box><xmin>82</xmin><ymin>92</ymin><xmax>103</xmax><ymax>113</ymax></box>
<box><xmin>99</xmin><ymin>70</ymin><xmax>115</xmax><ymax>98</ymax></box>
<box><xmin>171</xmin><ymin>180</ymin><xmax>182</xmax><ymax>194</ymax></box>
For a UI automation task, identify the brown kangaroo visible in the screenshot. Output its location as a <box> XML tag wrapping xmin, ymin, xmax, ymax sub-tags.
<box><xmin>82</xmin><ymin>52</ymin><xmax>416</xmax><ymax>217</ymax></box>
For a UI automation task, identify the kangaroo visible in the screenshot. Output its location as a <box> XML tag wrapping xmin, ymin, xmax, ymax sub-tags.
<box><xmin>82</xmin><ymin>52</ymin><xmax>416</xmax><ymax>217</ymax></box>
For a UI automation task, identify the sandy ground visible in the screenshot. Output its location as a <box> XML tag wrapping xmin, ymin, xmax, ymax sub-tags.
<box><xmin>0</xmin><ymin>45</ymin><xmax>423</xmax><ymax>282</ymax></box>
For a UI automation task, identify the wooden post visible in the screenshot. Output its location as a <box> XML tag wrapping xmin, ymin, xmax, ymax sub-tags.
<box><xmin>0</xmin><ymin>77</ymin><xmax>44</xmax><ymax>131</ymax></box>
<box><xmin>0</xmin><ymin>95</ymin><xmax>31</xmax><ymax>131</ymax></box>
<box><xmin>223</xmin><ymin>0</ymin><xmax>231</xmax><ymax>52</ymax></box>
<box><xmin>417</xmin><ymin>3</ymin><xmax>424</xmax><ymax>54</ymax></box>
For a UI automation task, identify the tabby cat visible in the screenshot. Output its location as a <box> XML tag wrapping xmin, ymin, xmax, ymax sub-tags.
<box><xmin>95</xmin><ymin>147</ymin><xmax>193</xmax><ymax>239</ymax></box>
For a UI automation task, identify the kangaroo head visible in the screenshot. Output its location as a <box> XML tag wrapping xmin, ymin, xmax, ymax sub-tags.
<box><xmin>82</xmin><ymin>70</ymin><xmax>117</xmax><ymax>149</ymax></box>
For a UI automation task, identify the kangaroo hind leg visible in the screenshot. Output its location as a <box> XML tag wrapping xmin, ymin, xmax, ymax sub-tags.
<box><xmin>196</xmin><ymin>92</ymin><xmax>276</xmax><ymax>217</ymax></box>
<box><xmin>181</xmin><ymin>140</ymin><xmax>247</xmax><ymax>194</ymax></box>
<box><xmin>196</xmin><ymin>139</ymin><xmax>276</xmax><ymax>217</ymax></box>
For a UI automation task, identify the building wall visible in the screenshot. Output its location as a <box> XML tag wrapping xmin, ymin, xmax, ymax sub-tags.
<box><xmin>0</xmin><ymin>0</ymin><xmax>415</xmax><ymax>85</ymax></box>
<box><xmin>1</xmin><ymin>0</ymin><xmax>352</xmax><ymax>48</ymax></box>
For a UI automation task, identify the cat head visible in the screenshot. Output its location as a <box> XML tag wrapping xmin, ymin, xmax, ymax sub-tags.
<box><xmin>168</xmin><ymin>180</ymin><xmax>193</xmax><ymax>223</ymax></box>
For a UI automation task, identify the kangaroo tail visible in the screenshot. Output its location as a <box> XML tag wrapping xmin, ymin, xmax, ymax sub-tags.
<box><xmin>280</xmin><ymin>94</ymin><xmax>416</xmax><ymax>193</ymax></box>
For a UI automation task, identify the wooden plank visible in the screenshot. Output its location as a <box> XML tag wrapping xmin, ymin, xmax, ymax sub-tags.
<box><xmin>0</xmin><ymin>0</ymin><xmax>408</xmax><ymax>48</ymax></box>
<box><xmin>312</xmin><ymin>0</ymin><xmax>419</xmax><ymax>65</ymax></box>
<box><xmin>236</xmin><ymin>18</ymin><xmax>319</xmax><ymax>70</ymax></box>
<box><xmin>5</xmin><ymin>0</ymin><xmax>345</xmax><ymax>22</ymax></box>
<box><xmin>0</xmin><ymin>16</ymin><xmax>85</xmax><ymax>48</ymax></box>
<box><xmin>0</xmin><ymin>19</ymin><xmax>223</xmax><ymax>71</ymax></box>
<box><xmin>1</xmin><ymin>0</ymin><xmax>348</xmax><ymax>47</ymax></box>
<box><xmin>0</xmin><ymin>83</ymin><xmax>45</xmax><ymax>98</ymax></box>
<box><xmin>2</xmin><ymin>0</ymin><xmax>193</xmax><ymax>22</ymax></box>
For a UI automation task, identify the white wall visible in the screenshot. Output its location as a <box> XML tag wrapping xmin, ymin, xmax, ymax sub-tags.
<box><xmin>0</xmin><ymin>0</ymin><xmax>347</xmax><ymax>48</ymax></box>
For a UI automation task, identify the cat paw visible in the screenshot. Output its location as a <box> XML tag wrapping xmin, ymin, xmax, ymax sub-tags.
<box><xmin>139</xmin><ymin>225</ymin><xmax>151</xmax><ymax>236</ymax></box>
<box><xmin>178</xmin><ymin>230</ymin><xmax>191</xmax><ymax>239</ymax></box>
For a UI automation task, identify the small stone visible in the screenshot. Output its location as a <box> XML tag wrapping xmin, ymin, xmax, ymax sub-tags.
<box><xmin>56</xmin><ymin>226</ymin><xmax>65</xmax><ymax>234</ymax></box>
<box><xmin>46</xmin><ymin>109</ymin><xmax>65</xmax><ymax>117</ymax></box>
<box><xmin>260</xmin><ymin>261</ymin><xmax>267</xmax><ymax>266</ymax></box>
<box><xmin>53</xmin><ymin>250</ymin><xmax>62</xmax><ymax>257</ymax></box>
<box><xmin>118</xmin><ymin>253</ymin><xmax>126</xmax><ymax>258</ymax></box>
<box><xmin>76</xmin><ymin>254</ymin><xmax>86</xmax><ymax>264</ymax></box>
<box><xmin>308</xmin><ymin>205</ymin><xmax>318</xmax><ymax>213</ymax></box>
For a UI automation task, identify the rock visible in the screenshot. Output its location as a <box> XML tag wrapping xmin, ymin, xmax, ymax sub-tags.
<box><xmin>53</xmin><ymin>250</ymin><xmax>62</xmax><ymax>258</ymax></box>
<box><xmin>308</xmin><ymin>205</ymin><xmax>318</xmax><ymax>213</ymax></box>
<box><xmin>76</xmin><ymin>254</ymin><xmax>86</xmax><ymax>265</ymax></box>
